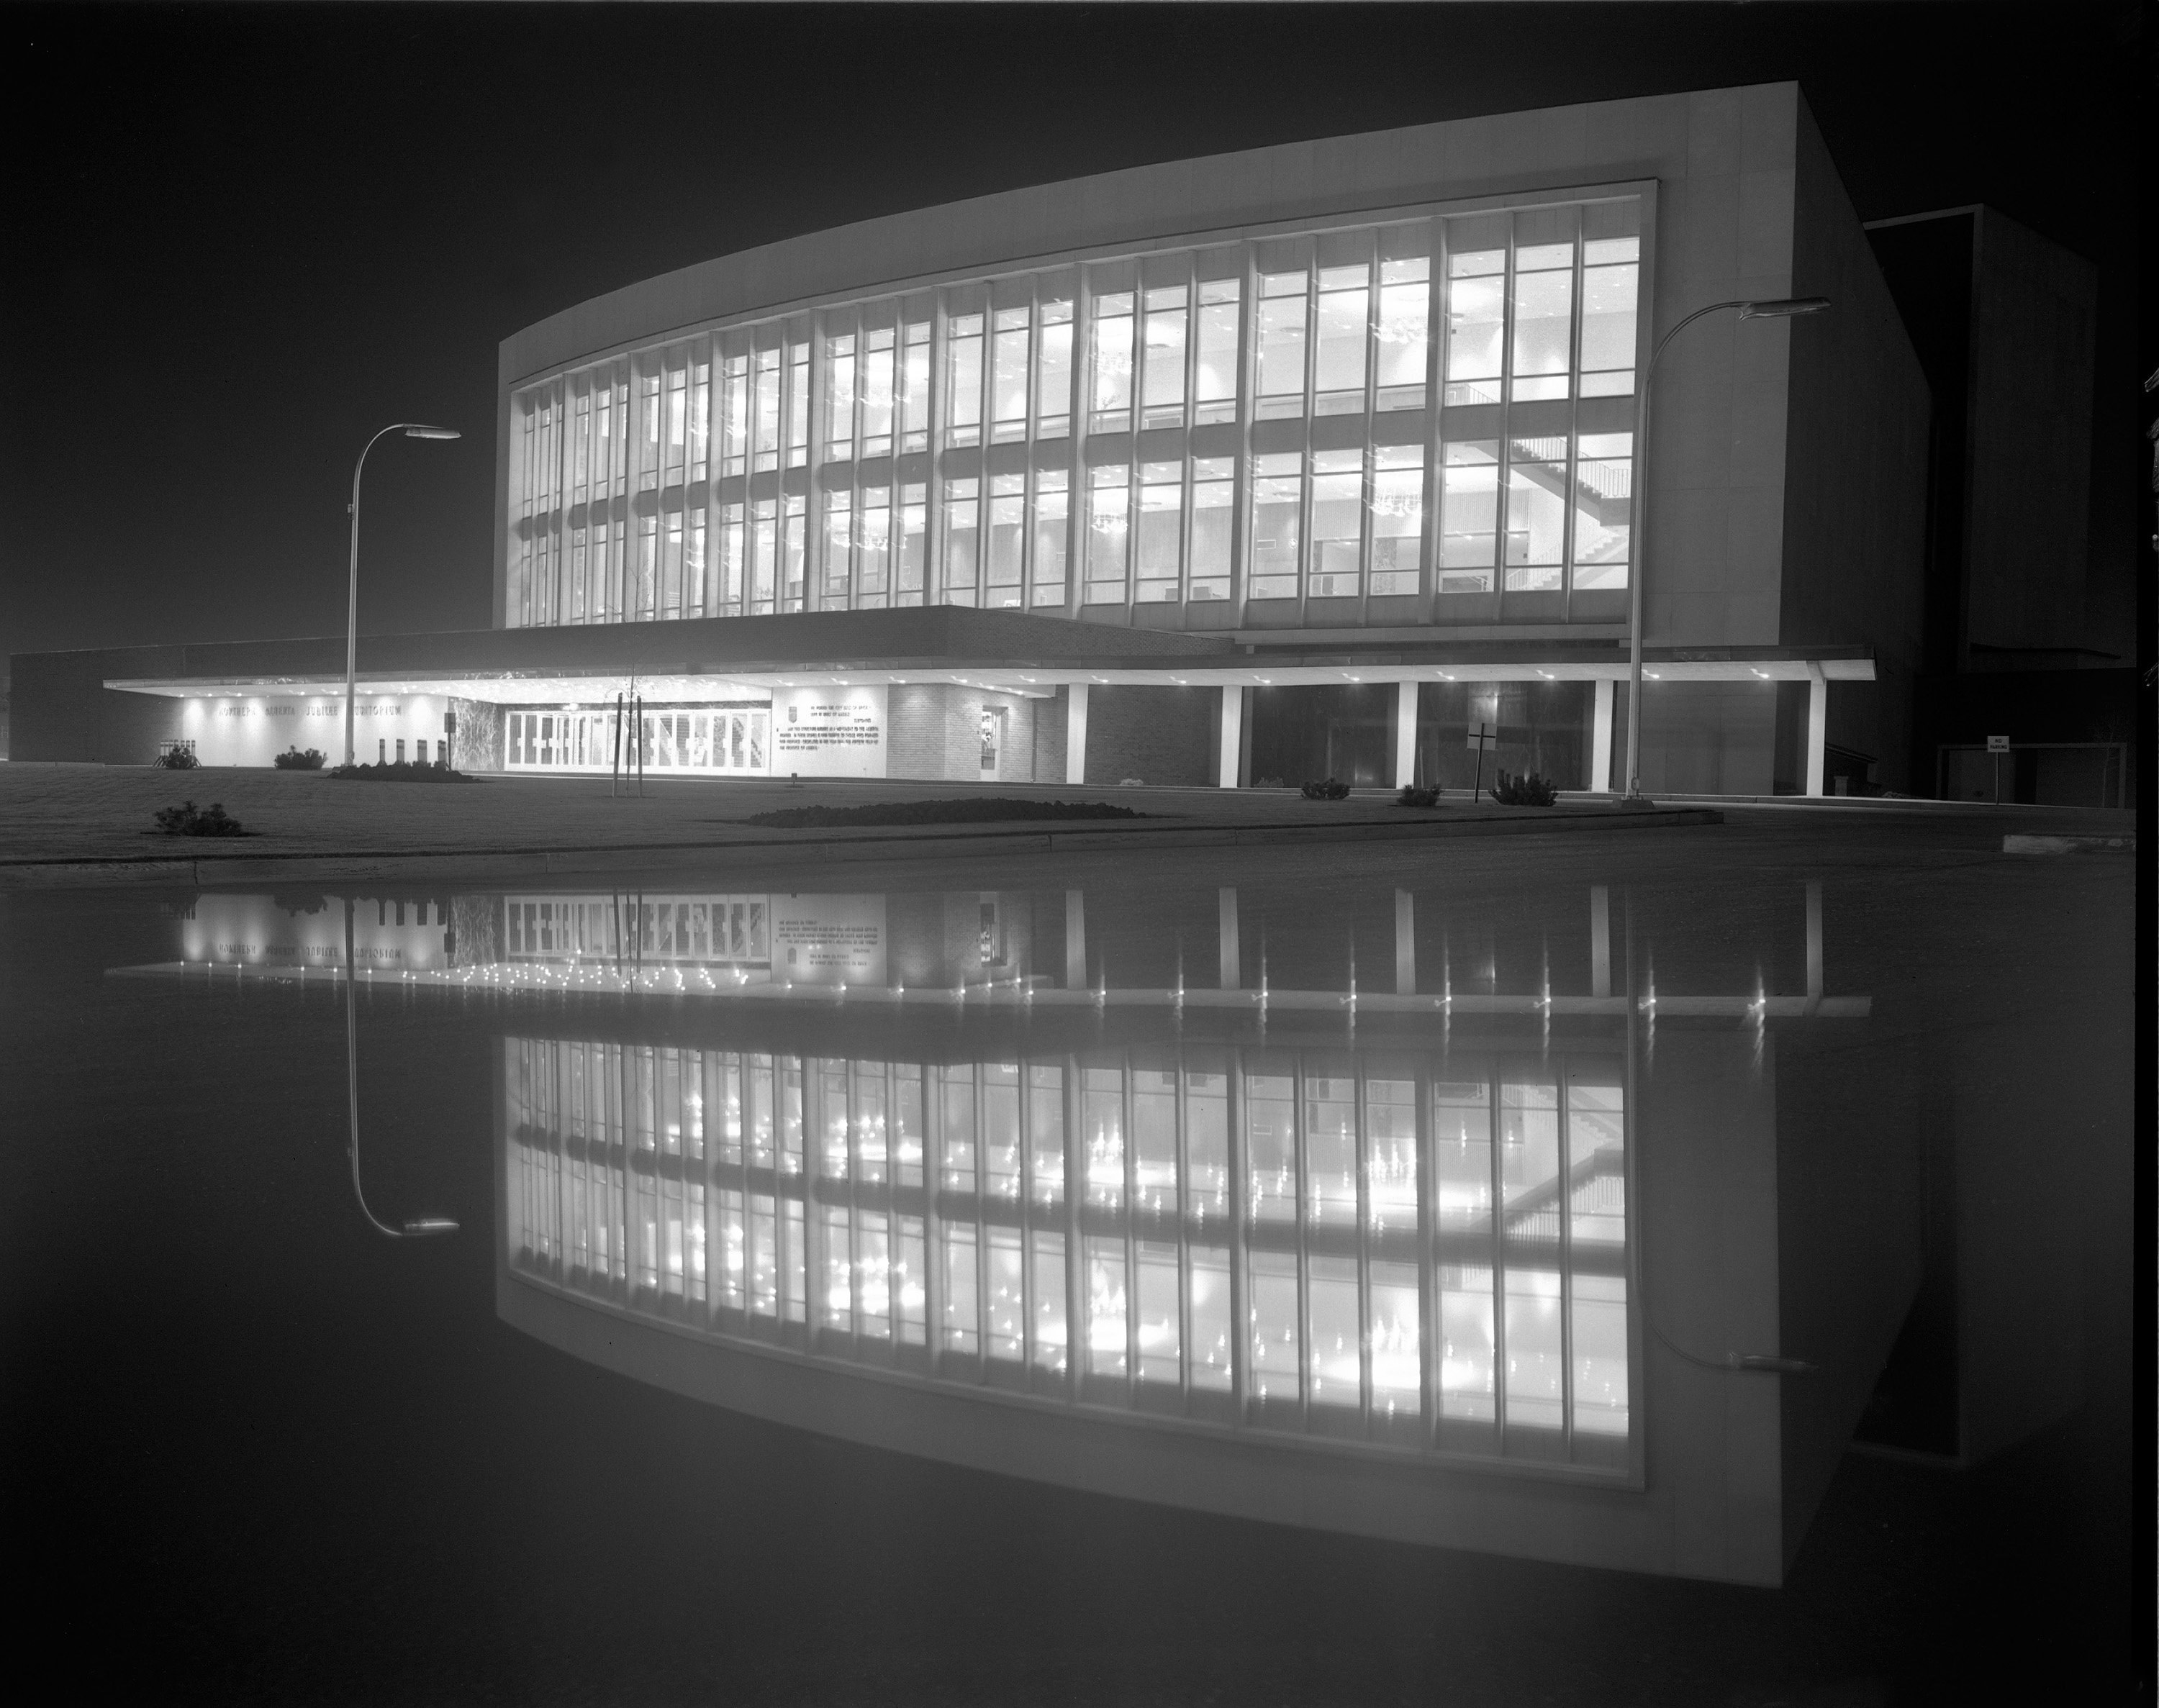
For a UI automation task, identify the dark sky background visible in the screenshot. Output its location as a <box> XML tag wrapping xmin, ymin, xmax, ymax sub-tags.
<box><xmin>1</xmin><ymin>1</ymin><xmax>2145</xmax><ymax>680</ymax></box>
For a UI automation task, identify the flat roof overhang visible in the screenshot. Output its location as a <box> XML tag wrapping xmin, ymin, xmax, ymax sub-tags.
<box><xmin>108</xmin><ymin>645</ymin><xmax>1875</xmax><ymax>701</ymax></box>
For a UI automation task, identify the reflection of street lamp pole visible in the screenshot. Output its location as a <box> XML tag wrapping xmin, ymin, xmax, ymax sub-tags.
<box><xmin>345</xmin><ymin>899</ymin><xmax>458</xmax><ymax>1239</ymax></box>
<box><xmin>1623</xmin><ymin>298</ymin><xmax>1830</xmax><ymax>799</ymax></box>
<box><xmin>347</xmin><ymin>424</ymin><xmax>460</xmax><ymax>768</ymax></box>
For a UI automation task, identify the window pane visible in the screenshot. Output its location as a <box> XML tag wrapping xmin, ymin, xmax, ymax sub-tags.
<box><xmin>1370</xmin><ymin>1260</ymin><xmax>1421</xmax><ymax>1417</ymax></box>
<box><xmin>898</xmin><ymin>483</ymin><xmax>925</xmax><ymax>603</ymax></box>
<box><xmin>1434</xmin><ymin>1078</ymin><xmax>1492</xmax><ymax>1229</ymax></box>
<box><xmin>1438</xmin><ymin>441</ymin><xmax>1498</xmax><ymax>591</ymax></box>
<box><xmin>946</xmin><ymin>313</ymin><xmax>983</xmax><ymax>445</ymax></box>
<box><xmin>1308</xmin><ymin>460</ymin><xmax>1362</xmax><ymax>600</ymax></box>
<box><xmin>987</xmin><ymin>1228</ymin><xmax>1024</xmax><ymax>1361</ymax></box>
<box><xmin>1572</xmin><ymin>432</ymin><xmax>1631</xmax><ymax>591</ymax></box>
<box><xmin>1444</xmin><ymin>256</ymin><xmax>1504</xmax><ymax>407</ymax></box>
<box><xmin>1193</xmin><ymin>279</ymin><xmax>1240</xmax><ymax>423</ymax></box>
<box><xmin>901</xmin><ymin>322</ymin><xmax>931</xmax><ymax>453</ymax></box>
<box><xmin>941</xmin><ymin>1063</ymin><xmax>975</xmax><ymax>1191</ymax></box>
<box><xmin>782</xmin><ymin>494</ymin><xmax>806</xmax><ymax>609</ymax></box>
<box><xmin>786</xmin><ymin>341</ymin><xmax>810</xmax><ymax>465</ymax></box>
<box><xmin>1248</xmin><ymin>1250</ymin><xmax>1299</xmax><ymax>1404</ymax></box>
<box><xmin>1303</xmin><ymin>1076</ymin><xmax>1357</xmax><ymax>1223</ymax></box>
<box><xmin>1085</xmin><ymin>467</ymin><xmax>1128</xmax><ymax>603</ymax></box>
<box><xmin>1086</xmin><ymin>1235</ymin><xmax>1127</xmax><ymax>1378</ymax></box>
<box><xmin>1028</xmin><ymin>1063</ymin><xmax>1065</xmax><ymax>1206</ymax></box>
<box><xmin>1256</xmin><ymin>275</ymin><xmax>1307</xmax><ymax>417</ymax></box>
<box><xmin>1572</xmin><ymin>1271</ymin><xmax>1629</xmax><ymax>1437</ymax></box>
<box><xmin>1580</xmin><ymin>259</ymin><xmax>1638</xmax><ymax>394</ymax></box>
<box><xmin>1031</xmin><ymin>1230</ymin><xmax>1067</xmax><ymax>1371</ymax></box>
<box><xmin>1036</xmin><ymin>301</ymin><xmax>1073</xmax><ymax>435</ymax></box>
<box><xmin>1248</xmin><ymin>453</ymin><xmax>1300</xmax><ymax>601</ymax></box>
<box><xmin>824</xmin><ymin>334</ymin><xmax>856</xmax><ymax>455</ymax></box>
<box><xmin>1136</xmin><ymin>1241</ymin><xmax>1180</xmax><ymax>1384</ymax></box>
<box><xmin>1135</xmin><ymin>464</ymin><xmax>1182</xmax><ymax>600</ymax></box>
<box><xmin>1091</xmin><ymin>291</ymin><xmax>1133</xmax><ymax>427</ymax></box>
<box><xmin>942</xmin><ymin>1225</ymin><xmax>978</xmax><ymax>1354</ymax></box>
<box><xmin>1365</xmin><ymin>1077</ymin><xmax>1418</xmax><ymax>1231</ymax></box>
<box><xmin>982</xmin><ymin>1062</ymin><xmax>1020</xmax><ymax>1200</ymax></box>
<box><xmin>822</xmin><ymin>493</ymin><xmax>851</xmax><ymax>604</ymax></box>
<box><xmin>1376</xmin><ymin>258</ymin><xmax>1430</xmax><ymax>407</ymax></box>
<box><xmin>1501</xmin><ymin>1077</ymin><xmax>1562</xmax><ymax>1238</ymax></box>
<box><xmin>752</xmin><ymin>349</ymin><xmax>780</xmax><ymax>471</ymax></box>
<box><xmin>992</xmin><ymin>309</ymin><xmax>1029</xmax><ymax>435</ymax></box>
<box><xmin>1185</xmin><ymin>1070</ymin><xmax>1228</xmax><ymax>1225</ymax></box>
<box><xmin>1082</xmin><ymin>1066</ymin><xmax>1123</xmax><ymax>1207</ymax></box>
<box><xmin>1439</xmin><ymin>1263</ymin><xmax>1495</xmax><ymax>1421</ymax></box>
<box><xmin>1313</xmin><ymin>265</ymin><xmax>1368</xmax><ymax>410</ymax></box>
<box><xmin>1031</xmin><ymin>470</ymin><xmax>1068</xmax><ymax>607</ymax></box>
<box><xmin>943</xmin><ymin>478</ymin><xmax>979</xmax><ymax>604</ymax></box>
<box><xmin>1141</xmin><ymin>285</ymin><xmax>1187</xmax><ymax>426</ymax></box>
<box><xmin>1505</xmin><ymin>437</ymin><xmax>1567</xmax><ymax>589</ymax></box>
<box><xmin>986</xmin><ymin>476</ymin><xmax>1025</xmax><ymax>607</ymax></box>
<box><xmin>1188</xmin><ymin>460</ymin><xmax>1234</xmax><ymax>602</ymax></box>
<box><xmin>1511</xmin><ymin>263</ymin><xmax>1573</xmax><ymax>401</ymax></box>
<box><xmin>1309</xmin><ymin>1254</ymin><xmax>1360</xmax><ymax>1407</ymax></box>
<box><xmin>1567</xmin><ymin>1078</ymin><xmax>1626</xmax><ymax>1245</ymax></box>
<box><xmin>859</xmin><ymin>488</ymin><xmax>890</xmax><ymax>600</ymax></box>
<box><xmin>861</xmin><ymin>328</ymin><xmax>895</xmax><ymax>448</ymax></box>
<box><xmin>1245</xmin><ymin>1072</ymin><xmax>1295</xmax><ymax>1222</ymax></box>
<box><xmin>1505</xmin><ymin>1266</ymin><xmax>1564</xmax><ymax>1432</ymax></box>
<box><xmin>1370</xmin><ymin>447</ymin><xmax>1424</xmax><ymax>596</ymax></box>
<box><xmin>1131</xmin><ymin>1068</ymin><xmax>1178</xmax><ymax>1212</ymax></box>
<box><xmin>1189</xmin><ymin>1246</ymin><xmax>1231</xmax><ymax>1391</ymax></box>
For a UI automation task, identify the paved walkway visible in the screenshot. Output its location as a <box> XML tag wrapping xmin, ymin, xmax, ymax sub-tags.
<box><xmin>0</xmin><ymin>762</ymin><xmax>1725</xmax><ymax>885</ymax></box>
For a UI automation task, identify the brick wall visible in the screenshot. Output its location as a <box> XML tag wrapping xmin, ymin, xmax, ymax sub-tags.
<box><xmin>1033</xmin><ymin>690</ymin><xmax>1068</xmax><ymax>783</ymax></box>
<box><xmin>1084</xmin><ymin>685</ymin><xmax>1213</xmax><ymax>786</ymax></box>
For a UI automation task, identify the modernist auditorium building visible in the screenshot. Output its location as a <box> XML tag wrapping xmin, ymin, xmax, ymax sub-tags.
<box><xmin>14</xmin><ymin>81</ymin><xmax>1927</xmax><ymax>796</ymax></box>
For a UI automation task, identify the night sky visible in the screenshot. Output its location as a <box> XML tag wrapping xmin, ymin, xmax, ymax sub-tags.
<box><xmin>0</xmin><ymin>1</ymin><xmax>2144</xmax><ymax>682</ymax></box>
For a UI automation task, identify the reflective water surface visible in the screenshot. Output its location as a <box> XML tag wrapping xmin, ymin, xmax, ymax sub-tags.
<box><xmin>4</xmin><ymin>835</ymin><xmax>2132</xmax><ymax>1702</ymax></box>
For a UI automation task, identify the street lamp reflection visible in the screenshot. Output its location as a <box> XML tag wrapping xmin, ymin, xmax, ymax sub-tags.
<box><xmin>345</xmin><ymin>898</ymin><xmax>458</xmax><ymax>1240</ymax></box>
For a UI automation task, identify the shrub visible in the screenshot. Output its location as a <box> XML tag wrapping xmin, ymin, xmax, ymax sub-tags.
<box><xmin>1300</xmin><ymin>778</ymin><xmax>1352</xmax><ymax>801</ymax></box>
<box><xmin>1396</xmin><ymin>785</ymin><xmax>1440</xmax><ymax>808</ymax></box>
<box><xmin>748</xmin><ymin>797</ymin><xmax>1143</xmax><ymax>830</ymax></box>
<box><xmin>1253</xmin><ymin>775</ymin><xmax>1285</xmax><ymax>789</ymax></box>
<box><xmin>156</xmin><ymin>747</ymin><xmax>199</xmax><ymax>770</ymax></box>
<box><xmin>273</xmin><ymin>746</ymin><xmax>327</xmax><ymax>770</ymax></box>
<box><xmin>1490</xmin><ymin>768</ymin><xmax>1558</xmax><ymax>807</ymax></box>
<box><xmin>153</xmin><ymin>800</ymin><xmax>249</xmax><ymax>837</ymax></box>
<box><xmin>327</xmin><ymin>760</ymin><xmax>472</xmax><ymax>783</ymax></box>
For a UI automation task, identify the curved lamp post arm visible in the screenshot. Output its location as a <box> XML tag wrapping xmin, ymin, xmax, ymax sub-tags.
<box><xmin>345</xmin><ymin>898</ymin><xmax>458</xmax><ymax>1240</ymax></box>
<box><xmin>346</xmin><ymin>423</ymin><xmax>459</xmax><ymax>768</ymax></box>
<box><xmin>1623</xmin><ymin>298</ymin><xmax>1829</xmax><ymax>799</ymax></box>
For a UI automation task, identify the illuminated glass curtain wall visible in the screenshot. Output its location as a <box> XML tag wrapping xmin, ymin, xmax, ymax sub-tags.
<box><xmin>505</xmin><ymin>1037</ymin><xmax>1632</xmax><ymax>1470</ymax></box>
<box><xmin>507</xmin><ymin>194</ymin><xmax>1642</xmax><ymax>633</ymax></box>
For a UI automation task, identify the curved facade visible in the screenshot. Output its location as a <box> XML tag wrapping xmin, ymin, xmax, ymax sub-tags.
<box><xmin>502</xmin><ymin>192</ymin><xmax>1645</xmax><ymax>635</ymax></box>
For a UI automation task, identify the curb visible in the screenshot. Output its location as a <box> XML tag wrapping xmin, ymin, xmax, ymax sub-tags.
<box><xmin>2001</xmin><ymin>833</ymin><xmax>2136</xmax><ymax>855</ymax></box>
<box><xmin>0</xmin><ymin>806</ymin><xmax>1723</xmax><ymax>889</ymax></box>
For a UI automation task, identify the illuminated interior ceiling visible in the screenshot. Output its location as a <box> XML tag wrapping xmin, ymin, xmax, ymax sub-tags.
<box><xmin>104</xmin><ymin>656</ymin><xmax>1877</xmax><ymax>701</ymax></box>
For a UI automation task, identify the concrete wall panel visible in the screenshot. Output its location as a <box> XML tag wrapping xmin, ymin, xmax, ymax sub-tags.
<box><xmin>1778</xmin><ymin>96</ymin><xmax>1928</xmax><ymax>788</ymax></box>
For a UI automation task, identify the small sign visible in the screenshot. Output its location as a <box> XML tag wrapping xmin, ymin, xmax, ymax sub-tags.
<box><xmin>1986</xmin><ymin>735</ymin><xmax>2011</xmax><ymax>754</ymax></box>
<box><xmin>1466</xmin><ymin>722</ymin><xmax>1498</xmax><ymax>752</ymax></box>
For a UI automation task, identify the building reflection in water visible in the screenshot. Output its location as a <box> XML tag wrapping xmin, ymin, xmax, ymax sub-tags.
<box><xmin>504</xmin><ymin>1035</ymin><xmax>1631</xmax><ymax>1468</ymax></box>
<box><xmin>119</xmin><ymin>877</ymin><xmax>1897</xmax><ymax>1584</ymax></box>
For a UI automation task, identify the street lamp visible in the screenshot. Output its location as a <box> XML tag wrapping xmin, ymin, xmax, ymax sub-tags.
<box><xmin>345</xmin><ymin>899</ymin><xmax>458</xmax><ymax>1239</ymax></box>
<box><xmin>346</xmin><ymin>424</ymin><xmax>460</xmax><ymax>768</ymax></box>
<box><xmin>1622</xmin><ymin>298</ymin><xmax>1829</xmax><ymax>799</ymax></box>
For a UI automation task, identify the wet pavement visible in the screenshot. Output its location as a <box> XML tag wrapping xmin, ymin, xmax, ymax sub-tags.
<box><xmin>0</xmin><ymin>822</ymin><xmax>2135</xmax><ymax>1703</ymax></box>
